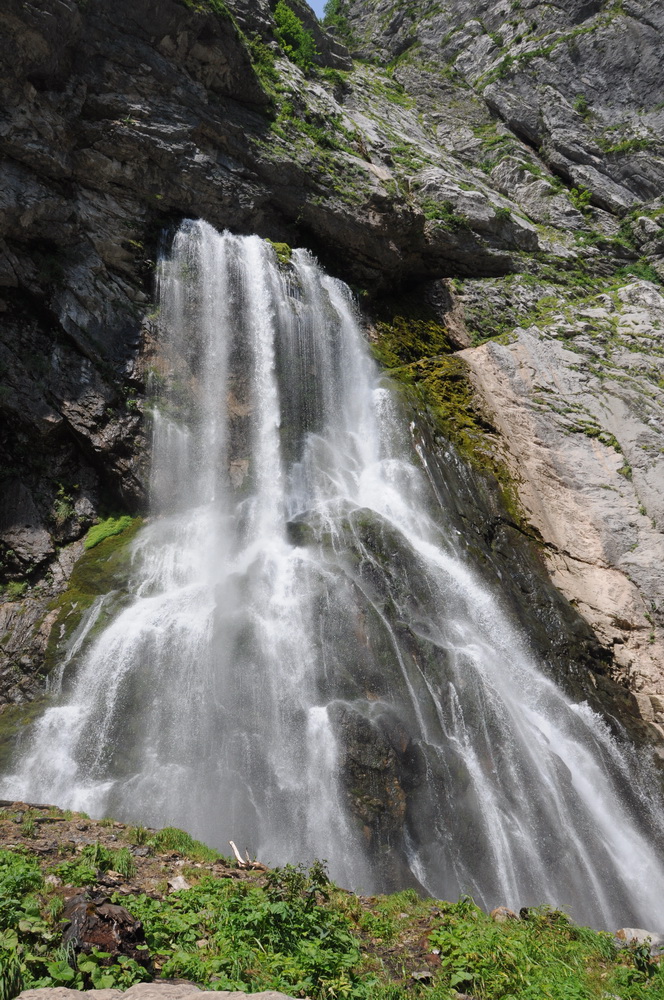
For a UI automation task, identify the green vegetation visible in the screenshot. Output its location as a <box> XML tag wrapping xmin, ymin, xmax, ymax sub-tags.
<box><xmin>573</xmin><ymin>93</ymin><xmax>590</xmax><ymax>118</ymax></box>
<box><xmin>1</xmin><ymin>581</ymin><xmax>28</xmax><ymax>601</ymax></box>
<box><xmin>149</xmin><ymin>827</ymin><xmax>224</xmax><ymax>864</ymax></box>
<box><xmin>244</xmin><ymin>34</ymin><xmax>280</xmax><ymax>92</ymax></box>
<box><xmin>179</xmin><ymin>0</ymin><xmax>231</xmax><ymax>16</ymax></box>
<box><xmin>420</xmin><ymin>199</ymin><xmax>469</xmax><ymax>229</ymax></box>
<box><xmin>369</xmin><ymin>296</ymin><xmax>524</xmax><ymax>523</ymax></box>
<box><xmin>267</xmin><ymin>240</ymin><xmax>293</xmax><ymax>266</ymax></box>
<box><xmin>322</xmin><ymin>0</ymin><xmax>355</xmax><ymax>46</ymax></box>
<box><xmin>44</xmin><ymin>515</ymin><xmax>142</xmax><ymax>670</ymax></box>
<box><xmin>614</xmin><ymin>260</ymin><xmax>663</xmax><ymax>285</ymax></box>
<box><xmin>569</xmin><ymin>185</ymin><xmax>592</xmax><ymax>214</ymax></box>
<box><xmin>2</xmin><ymin>842</ymin><xmax>664</xmax><ymax>1000</ymax></box>
<box><xmin>53</xmin><ymin>484</ymin><xmax>77</xmax><ymax>525</ymax></box>
<box><xmin>274</xmin><ymin>1</ymin><xmax>318</xmax><ymax>73</ymax></box>
<box><xmin>597</xmin><ymin>135</ymin><xmax>650</xmax><ymax>155</ymax></box>
<box><xmin>84</xmin><ymin>515</ymin><xmax>134</xmax><ymax>551</ymax></box>
<box><xmin>52</xmin><ymin>842</ymin><xmax>137</xmax><ymax>886</ymax></box>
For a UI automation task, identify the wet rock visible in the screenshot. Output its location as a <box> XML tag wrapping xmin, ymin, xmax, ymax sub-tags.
<box><xmin>461</xmin><ymin>278</ymin><xmax>664</xmax><ymax>742</ymax></box>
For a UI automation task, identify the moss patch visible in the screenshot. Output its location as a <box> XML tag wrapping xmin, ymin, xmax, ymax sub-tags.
<box><xmin>370</xmin><ymin>297</ymin><xmax>526</xmax><ymax>528</ymax></box>
<box><xmin>44</xmin><ymin>517</ymin><xmax>143</xmax><ymax>671</ymax></box>
<box><xmin>0</xmin><ymin>696</ymin><xmax>50</xmax><ymax>773</ymax></box>
<box><xmin>84</xmin><ymin>515</ymin><xmax>134</xmax><ymax>550</ymax></box>
<box><xmin>266</xmin><ymin>239</ymin><xmax>293</xmax><ymax>266</ymax></box>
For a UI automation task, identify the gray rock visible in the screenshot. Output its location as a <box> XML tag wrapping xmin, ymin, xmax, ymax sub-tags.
<box><xmin>615</xmin><ymin>927</ymin><xmax>664</xmax><ymax>954</ymax></box>
<box><xmin>16</xmin><ymin>990</ymin><xmax>297</xmax><ymax>1000</ymax></box>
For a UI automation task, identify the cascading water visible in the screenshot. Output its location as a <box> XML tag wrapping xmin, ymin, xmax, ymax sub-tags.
<box><xmin>3</xmin><ymin>220</ymin><xmax>664</xmax><ymax>929</ymax></box>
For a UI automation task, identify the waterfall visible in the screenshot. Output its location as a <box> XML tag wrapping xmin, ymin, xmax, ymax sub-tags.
<box><xmin>3</xmin><ymin>220</ymin><xmax>664</xmax><ymax>929</ymax></box>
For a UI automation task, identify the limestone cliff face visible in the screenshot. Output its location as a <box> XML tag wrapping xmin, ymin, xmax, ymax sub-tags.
<box><xmin>340</xmin><ymin>0</ymin><xmax>664</xmax><ymax>211</ymax></box>
<box><xmin>1</xmin><ymin>0</ymin><xmax>663</xmax><ymax>757</ymax></box>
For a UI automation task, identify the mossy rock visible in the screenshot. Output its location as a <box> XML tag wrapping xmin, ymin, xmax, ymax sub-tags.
<box><xmin>266</xmin><ymin>239</ymin><xmax>293</xmax><ymax>266</ymax></box>
<box><xmin>44</xmin><ymin>518</ymin><xmax>143</xmax><ymax>672</ymax></box>
<box><xmin>369</xmin><ymin>293</ymin><xmax>526</xmax><ymax>529</ymax></box>
<box><xmin>0</xmin><ymin>696</ymin><xmax>50</xmax><ymax>772</ymax></box>
<box><xmin>370</xmin><ymin>291</ymin><xmax>454</xmax><ymax>370</ymax></box>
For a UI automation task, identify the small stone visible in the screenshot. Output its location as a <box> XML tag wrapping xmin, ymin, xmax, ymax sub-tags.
<box><xmin>168</xmin><ymin>875</ymin><xmax>191</xmax><ymax>892</ymax></box>
<box><xmin>491</xmin><ymin>906</ymin><xmax>518</xmax><ymax>922</ymax></box>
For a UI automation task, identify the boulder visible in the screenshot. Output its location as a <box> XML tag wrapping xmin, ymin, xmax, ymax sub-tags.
<box><xmin>615</xmin><ymin>927</ymin><xmax>664</xmax><ymax>954</ymax></box>
<box><xmin>61</xmin><ymin>894</ymin><xmax>149</xmax><ymax>964</ymax></box>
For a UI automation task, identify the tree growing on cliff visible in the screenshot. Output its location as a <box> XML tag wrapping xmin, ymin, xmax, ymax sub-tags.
<box><xmin>274</xmin><ymin>1</ymin><xmax>318</xmax><ymax>72</ymax></box>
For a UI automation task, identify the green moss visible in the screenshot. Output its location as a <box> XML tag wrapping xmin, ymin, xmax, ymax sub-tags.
<box><xmin>84</xmin><ymin>515</ymin><xmax>134</xmax><ymax>550</ymax></box>
<box><xmin>370</xmin><ymin>297</ymin><xmax>525</xmax><ymax>527</ymax></box>
<box><xmin>266</xmin><ymin>240</ymin><xmax>293</xmax><ymax>266</ymax></box>
<box><xmin>0</xmin><ymin>697</ymin><xmax>51</xmax><ymax>772</ymax></box>
<box><xmin>45</xmin><ymin>517</ymin><xmax>142</xmax><ymax>671</ymax></box>
<box><xmin>371</xmin><ymin>317</ymin><xmax>452</xmax><ymax>370</ymax></box>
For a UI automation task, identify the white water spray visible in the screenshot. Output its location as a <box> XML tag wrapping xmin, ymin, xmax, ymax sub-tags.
<box><xmin>3</xmin><ymin>221</ymin><xmax>664</xmax><ymax>928</ymax></box>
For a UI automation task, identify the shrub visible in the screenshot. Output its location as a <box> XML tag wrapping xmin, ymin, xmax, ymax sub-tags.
<box><xmin>569</xmin><ymin>185</ymin><xmax>592</xmax><ymax>213</ymax></box>
<box><xmin>2</xmin><ymin>581</ymin><xmax>27</xmax><ymax>600</ymax></box>
<box><xmin>274</xmin><ymin>1</ymin><xmax>319</xmax><ymax>73</ymax></box>
<box><xmin>573</xmin><ymin>93</ymin><xmax>590</xmax><ymax>117</ymax></box>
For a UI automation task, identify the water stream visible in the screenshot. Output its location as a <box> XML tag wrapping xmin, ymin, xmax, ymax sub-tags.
<box><xmin>3</xmin><ymin>221</ymin><xmax>664</xmax><ymax>929</ymax></box>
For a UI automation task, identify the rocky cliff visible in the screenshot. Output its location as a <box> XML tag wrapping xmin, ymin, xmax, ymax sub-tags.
<box><xmin>1</xmin><ymin>0</ymin><xmax>663</xmax><ymax>767</ymax></box>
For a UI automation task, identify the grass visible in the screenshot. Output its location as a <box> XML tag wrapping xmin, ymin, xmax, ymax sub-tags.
<box><xmin>52</xmin><ymin>842</ymin><xmax>137</xmax><ymax>885</ymax></box>
<box><xmin>1</xmin><ymin>843</ymin><xmax>663</xmax><ymax>1000</ymax></box>
<box><xmin>149</xmin><ymin>826</ymin><xmax>225</xmax><ymax>864</ymax></box>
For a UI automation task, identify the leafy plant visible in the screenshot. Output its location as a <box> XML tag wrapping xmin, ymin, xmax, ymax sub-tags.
<box><xmin>573</xmin><ymin>93</ymin><xmax>590</xmax><ymax>117</ymax></box>
<box><xmin>420</xmin><ymin>198</ymin><xmax>469</xmax><ymax>229</ymax></box>
<box><xmin>53</xmin><ymin>484</ymin><xmax>76</xmax><ymax>525</ymax></box>
<box><xmin>569</xmin><ymin>185</ymin><xmax>592</xmax><ymax>213</ymax></box>
<box><xmin>0</xmin><ymin>947</ymin><xmax>22</xmax><ymax>1000</ymax></box>
<box><xmin>51</xmin><ymin>841</ymin><xmax>136</xmax><ymax>885</ymax></box>
<box><xmin>323</xmin><ymin>0</ymin><xmax>352</xmax><ymax>44</ymax></box>
<box><xmin>2</xmin><ymin>581</ymin><xmax>28</xmax><ymax>600</ymax></box>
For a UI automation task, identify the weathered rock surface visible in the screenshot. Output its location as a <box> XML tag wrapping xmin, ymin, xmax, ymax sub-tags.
<box><xmin>460</xmin><ymin>277</ymin><xmax>664</xmax><ymax>744</ymax></box>
<box><xmin>341</xmin><ymin>0</ymin><xmax>664</xmax><ymax>210</ymax></box>
<box><xmin>17</xmin><ymin>989</ymin><xmax>296</xmax><ymax>1000</ymax></box>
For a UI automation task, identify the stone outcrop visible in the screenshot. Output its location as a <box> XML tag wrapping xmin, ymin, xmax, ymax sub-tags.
<box><xmin>340</xmin><ymin>0</ymin><xmax>664</xmax><ymax>210</ymax></box>
<box><xmin>460</xmin><ymin>278</ymin><xmax>664</xmax><ymax>741</ymax></box>
<box><xmin>17</xmin><ymin>988</ymin><xmax>296</xmax><ymax>1000</ymax></box>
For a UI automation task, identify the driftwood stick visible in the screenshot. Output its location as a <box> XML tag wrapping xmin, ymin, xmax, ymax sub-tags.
<box><xmin>229</xmin><ymin>840</ymin><xmax>247</xmax><ymax>867</ymax></box>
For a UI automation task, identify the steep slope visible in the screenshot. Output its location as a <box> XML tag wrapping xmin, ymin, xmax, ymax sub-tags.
<box><xmin>333</xmin><ymin>0</ymin><xmax>664</xmax><ymax>741</ymax></box>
